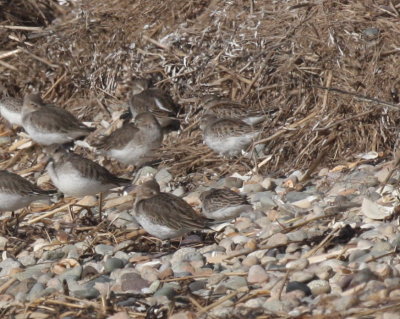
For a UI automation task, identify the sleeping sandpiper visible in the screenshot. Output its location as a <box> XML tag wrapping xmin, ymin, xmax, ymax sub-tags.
<box><xmin>45</xmin><ymin>146</ymin><xmax>131</xmax><ymax>198</ymax></box>
<box><xmin>21</xmin><ymin>94</ymin><xmax>94</xmax><ymax>145</ymax></box>
<box><xmin>200</xmin><ymin>188</ymin><xmax>252</xmax><ymax>221</ymax></box>
<box><xmin>94</xmin><ymin>112</ymin><xmax>163</xmax><ymax>167</ymax></box>
<box><xmin>132</xmin><ymin>179</ymin><xmax>211</xmax><ymax>240</ymax></box>
<box><xmin>127</xmin><ymin>79</ymin><xmax>181</xmax><ymax>132</ymax></box>
<box><xmin>200</xmin><ymin>114</ymin><xmax>261</xmax><ymax>157</ymax></box>
<box><xmin>0</xmin><ymin>170</ymin><xmax>56</xmax><ymax>231</ymax></box>
<box><xmin>201</xmin><ymin>95</ymin><xmax>267</xmax><ymax>126</ymax></box>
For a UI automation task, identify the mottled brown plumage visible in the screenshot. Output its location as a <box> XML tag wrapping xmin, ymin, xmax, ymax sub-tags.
<box><xmin>201</xmin><ymin>95</ymin><xmax>266</xmax><ymax>125</ymax></box>
<box><xmin>94</xmin><ymin>112</ymin><xmax>163</xmax><ymax>166</ymax></box>
<box><xmin>21</xmin><ymin>94</ymin><xmax>94</xmax><ymax>145</ymax></box>
<box><xmin>0</xmin><ymin>170</ymin><xmax>55</xmax><ymax>212</ymax></box>
<box><xmin>0</xmin><ymin>96</ymin><xmax>23</xmax><ymax>126</ymax></box>
<box><xmin>200</xmin><ymin>188</ymin><xmax>251</xmax><ymax>220</ymax></box>
<box><xmin>200</xmin><ymin>114</ymin><xmax>260</xmax><ymax>156</ymax></box>
<box><xmin>128</xmin><ymin>79</ymin><xmax>181</xmax><ymax>131</ymax></box>
<box><xmin>133</xmin><ymin>179</ymin><xmax>211</xmax><ymax>239</ymax></box>
<box><xmin>46</xmin><ymin>147</ymin><xmax>130</xmax><ymax>197</ymax></box>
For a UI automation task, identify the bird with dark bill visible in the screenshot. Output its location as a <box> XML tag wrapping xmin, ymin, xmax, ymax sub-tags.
<box><xmin>201</xmin><ymin>95</ymin><xmax>267</xmax><ymax>126</ymax></box>
<box><xmin>94</xmin><ymin>112</ymin><xmax>163</xmax><ymax>167</ymax></box>
<box><xmin>200</xmin><ymin>114</ymin><xmax>261</xmax><ymax>157</ymax></box>
<box><xmin>0</xmin><ymin>170</ymin><xmax>56</xmax><ymax>230</ymax></box>
<box><xmin>21</xmin><ymin>94</ymin><xmax>94</xmax><ymax>145</ymax></box>
<box><xmin>45</xmin><ymin>146</ymin><xmax>131</xmax><ymax>198</ymax></box>
<box><xmin>127</xmin><ymin>78</ymin><xmax>181</xmax><ymax>132</ymax></box>
<box><xmin>200</xmin><ymin>188</ymin><xmax>252</xmax><ymax>221</ymax></box>
<box><xmin>132</xmin><ymin>179</ymin><xmax>212</xmax><ymax>240</ymax></box>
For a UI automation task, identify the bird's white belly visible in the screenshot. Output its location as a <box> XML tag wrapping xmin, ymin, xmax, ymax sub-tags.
<box><xmin>0</xmin><ymin>108</ymin><xmax>22</xmax><ymax>126</ymax></box>
<box><xmin>135</xmin><ymin>215</ymin><xmax>182</xmax><ymax>240</ymax></box>
<box><xmin>23</xmin><ymin>123</ymin><xmax>72</xmax><ymax>145</ymax></box>
<box><xmin>205</xmin><ymin>135</ymin><xmax>254</xmax><ymax>156</ymax></box>
<box><xmin>243</xmin><ymin>115</ymin><xmax>266</xmax><ymax>126</ymax></box>
<box><xmin>0</xmin><ymin>192</ymin><xmax>32</xmax><ymax>211</ymax></box>
<box><xmin>109</xmin><ymin>144</ymin><xmax>149</xmax><ymax>165</ymax></box>
<box><xmin>48</xmin><ymin>167</ymin><xmax>109</xmax><ymax>196</ymax></box>
<box><xmin>203</xmin><ymin>205</ymin><xmax>250</xmax><ymax>220</ymax></box>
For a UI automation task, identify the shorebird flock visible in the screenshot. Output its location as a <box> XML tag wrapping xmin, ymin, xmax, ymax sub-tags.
<box><xmin>0</xmin><ymin>79</ymin><xmax>260</xmax><ymax>240</ymax></box>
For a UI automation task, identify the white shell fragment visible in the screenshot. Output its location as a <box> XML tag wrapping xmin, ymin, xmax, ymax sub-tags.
<box><xmin>361</xmin><ymin>197</ymin><xmax>393</xmax><ymax>220</ymax></box>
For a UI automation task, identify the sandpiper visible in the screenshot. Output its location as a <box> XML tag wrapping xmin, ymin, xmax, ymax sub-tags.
<box><xmin>200</xmin><ymin>114</ymin><xmax>261</xmax><ymax>157</ymax></box>
<box><xmin>127</xmin><ymin>79</ymin><xmax>181</xmax><ymax>132</ymax></box>
<box><xmin>21</xmin><ymin>94</ymin><xmax>94</xmax><ymax>145</ymax></box>
<box><xmin>45</xmin><ymin>146</ymin><xmax>131</xmax><ymax>197</ymax></box>
<box><xmin>0</xmin><ymin>170</ymin><xmax>55</xmax><ymax>213</ymax></box>
<box><xmin>132</xmin><ymin>179</ymin><xmax>211</xmax><ymax>240</ymax></box>
<box><xmin>200</xmin><ymin>188</ymin><xmax>252</xmax><ymax>220</ymax></box>
<box><xmin>0</xmin><ymin>96</ymin><xmax>23</xmax><ymax>127</ymax></box>
<box><xmin>94</xmin><ymin>112</ymin><xmax>163</xmax><ymax>166</ymax></box>
<box><xmin>201</xmin><ymin>95</ymin><xmax>267</xmax><ymax>126</ymax></box>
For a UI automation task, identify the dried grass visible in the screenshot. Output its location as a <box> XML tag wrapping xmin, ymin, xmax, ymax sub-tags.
<box><xmin>2</xmin><ymin>0</ymin><xmax>400</xmax><ymax>179</ymax></box>
<box><xmin>1</xmin><ymin>0</ymin><xmax>400</xmax><ymax>317</ymax></box>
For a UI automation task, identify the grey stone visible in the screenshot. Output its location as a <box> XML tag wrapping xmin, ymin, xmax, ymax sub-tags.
<box><xmin>0</xmin><ymin>136</ymin><xmax>11</xmax><ymax>145</ymax></box>
<box><xmin>286</xmin><ymin>258</ymin><xmax>309</xmax><ymax>271</ymax></box>
<box><xmin>332</xmin><ymin>295</ymin><xmax>358</xmax><ymax>312</ymax></box>
<box><xmin>120</xmin><ymin>272</ymin><xmax>150</xmax><ymax>292</ymax></box>
<box><xmin>135</xmin><ymin>166</ymin><xmax>158</xmax><ymax>180</ymax></box>
<box><xmin>7</xmin><ymin>278</ymin><xmax>36</xmax><ymax>296</ymax></box>
<box><xmin>189</xmin><ymin>280</ymin><xmax>207</xmax><ymax>292</ymax></box>
<box><xmin>0</xmin><ymin>236</ymin><xmax>8</xmax><ymax>250</ymax></box>
<box><xmin>18</xmin><ymin>255</ymin><xmax>36</xmax><ymax>267</ymax></box>
<box><xmin>42</xmin><ymin>249</ymin><xmax>65</xmax><ymax>261</ymax></box>
<box><xmin>27</xmin><ymin>282</ymin><xmax>45</xmax><ymax>301</ymax></box>
<box><xmin>154</xmin><ymin>286</ymin><xmax>177</xmax><ymax>300</ymax></box>
<box><xmin>266</xmin><ymin>233</ymin><xmax>288</xmax><ymax>247</ymax></box>
<box><xmin>58</xmin><ymin>265</ymin><xmax>82</xmax><ymax>282</ymax></box>
<box><xmin>72</xmin><ymin>287</ymin><xmax>100</xmax><ymax>299</ymax></box>
<box><xmin>247</xmin><ymin>265</ymin><xmax>268</xmax><ymax>283</ymax></box>
<box><xmin>63</xmin><ymin>245</ymin><xmax>79</xmax><ymax>259</ymax></box>
<box><xmin>263</xmin><ymin>299</ymin><xmax>294</xmax><ymax>313</ymax></box>
<box><xmin>95</xmin><ymin>244</ymin><xmax>114</xmax><ymax>256</ymax></box>
<box><xmin>243</xmin><ymin>183</ymin><xmax>265</xmax><ymax>193</ymax></box>
<box><xmin>286</xmin><ymin>281</ymin><xmax>311</xmax><ymax>296</ymax></box>
<box><xmin>370</xmin><ymin>240</ymin><xmax>392</xmax><ymax>252</ymax></box>
<box><xmin>286</xmin><ymin>230</ymin><xmax>307</xmax><ymax>242</ymax></box>
<box><xmin>308</xmin><ymin>279</ymin><xmax>331</xmax><ymax>296</ymax></box>
<box><xmin>286</xmin><ymin>191</ymin><xmax>309</xmax><ymax>203</ymax></box>
<box><xmin>291</xmin><ymin>271</ymin><xmax>314</xmax><ymax>283</ymax></box>
<box><xmin>104</xmin><ymin>258</ymin><xmax>125</xmax><ymax>273</ymax></box>
<box><xmin>155</xmin><ymin>168</ymin><xmax>173</xmax><ymax>185</ymax></box>
<box><xmin>224</xmin><ymin>276</ymin><xmax>247</xmax><ymax>290</ymax></box>
<box><xmin>349</xmin><ymin>268</ymin><xmax>377</xmax><ymax>287</ymax></box>
<box><xmin>0</xmin><ymin>258</ymin><xmax>22</xmax><ymax>276</ymax></box>
<box><xmin>172</xmin><ymin>186</ymin><xmax>185</xmax><ymax>197</ymax></box>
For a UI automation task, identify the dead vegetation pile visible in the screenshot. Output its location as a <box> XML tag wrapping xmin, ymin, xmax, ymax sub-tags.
<box><xmin>2</xmin><ymin>1</ymin><xmax>400</xmax><ymax>317</ymax></box>
<box><xmin>2</xmin><ymin>0</ymin><xmax>400</xmax><ymax>178</ymax></box>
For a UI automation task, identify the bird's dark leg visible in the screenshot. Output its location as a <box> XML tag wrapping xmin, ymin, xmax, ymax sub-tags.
<box><xmin>98</xmin><ymin>192</ymin><xmax>103</xmax><ymax>221</ymax></box>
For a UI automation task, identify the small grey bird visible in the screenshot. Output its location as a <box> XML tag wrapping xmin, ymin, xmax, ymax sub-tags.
<box><xmin>200</xmin><ymin>188</ymin><xmax>252</xmax><ymax>220</ymax></box>
<box><xmin>201</xmin><ymin>95</ymin><xmax>267</xmax><ymax>126</ymax></box>
<box><xmin>46</xmin><ymin>147</ymin><xmax>131</xmax><ymax>197</ymax></box>
<box><xmin>127</xmin><ymin>79</ymin><xmax>181</xmax><ymax>132</ymax></box>
<box><xmin>200</xmin><ymin>114</ymin><xmax>261</xmax><ymax>157</ymax></box>
<box><xmin>21</xmin><ymin>94</ymin><xmax>94</xmax><ymax>145</ymax></box>
<box><xmin>0</xmin><ymin>96</ymin><xmax>23</xmax><ymax>127</ymax></box>
<box><xmin>0</xmin><ymin>170</ymin><xmax>55</xmax><ymax>213</ymax></box>
<box><xmin>94</xmin><ymin>112</ymin><xmax>163</xmax><ymax>166</ymax></box>
<box><xmin>132</xmin><ymin>179</ymin><xmax>211</xmax><ymax>240</ymax></box>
